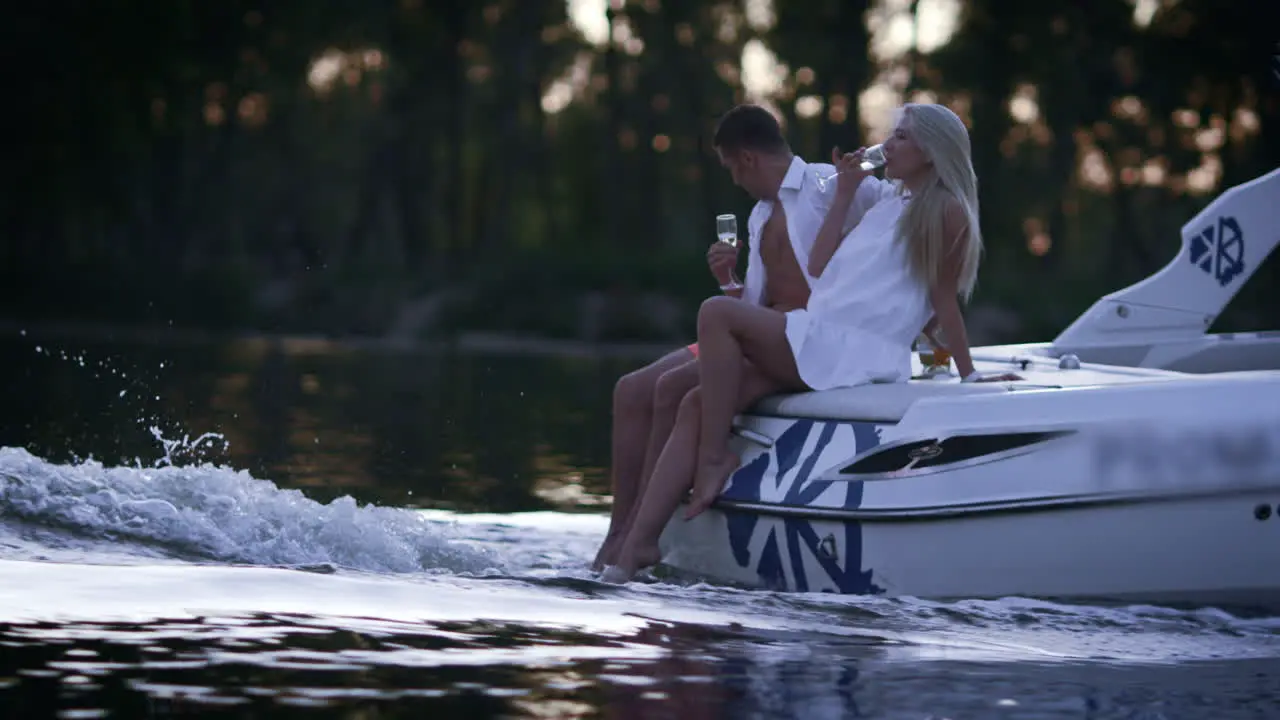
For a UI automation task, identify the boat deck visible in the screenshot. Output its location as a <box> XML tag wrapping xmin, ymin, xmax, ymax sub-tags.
<box><xmin>750</xmin><ymin>348</ymin><xmax>1184</xmax><ymax>422</ymax></box>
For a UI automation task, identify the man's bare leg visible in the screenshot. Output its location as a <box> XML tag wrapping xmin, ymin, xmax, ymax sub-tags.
<box><xmin>642</xmin><ymin>360</ymin><xmax>701</xmax><ymax>488</ymax></box>
<box><xmin>602</xmin><ymin>387</ymin><xmax>703</xmax><ymax>581</ymax></box>
<box><xmin>591</xmin><ymin>346</ymin><xmax>695</xmax><ymax>571</ymax></box>
<box><xmin>606</xmin><ymin>359</ymin><xmax>700</xmax><ymax>564</ymax></box>
<box><xmin>604</xmin><ymin>364</ymin><xmax>780</xmax><ymax>583</ymax></box>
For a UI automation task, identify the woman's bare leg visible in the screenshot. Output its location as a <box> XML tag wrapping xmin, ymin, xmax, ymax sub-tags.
<box><xmin>688</xmin><ymin>296</ymin><xmax>807</xmax><ymax>519</ymax></box>
<box><xmin>593</xmin><ymin>346</ymin><xmax>695</xmax><ymax>571</ymax></box>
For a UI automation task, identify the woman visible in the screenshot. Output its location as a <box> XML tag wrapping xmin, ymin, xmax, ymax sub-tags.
<box><xmin>603</xmin><ymin>102</ymin><xmax>1004</xmax><ymax>582</ymax></box>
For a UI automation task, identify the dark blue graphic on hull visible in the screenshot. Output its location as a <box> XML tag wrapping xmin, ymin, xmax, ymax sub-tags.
<box><xmin>721</xmin><ymin>419</ymin><xmax>885</xmax><ymax>594</ymax></box>
<box><xmin>724</xmin><ymin>452</ymin><xmax>768</xmax><ymax>568</ymax></box>
<box><xmin>723</xmin><ymin>419</ymin><xmax>811</xmax><ymax>568</ymax></box>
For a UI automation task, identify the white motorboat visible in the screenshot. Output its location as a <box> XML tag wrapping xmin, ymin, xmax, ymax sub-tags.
<box><xmin>658</xmin><ymin>167</ymin><xmax>1280</xmax><ymax>609</ymax></box>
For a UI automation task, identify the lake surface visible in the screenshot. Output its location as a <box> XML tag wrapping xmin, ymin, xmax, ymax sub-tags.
<box><xmin>2</xmin><ymin>329</ymin><xmax>1279</xmax><ymax>718</ymax></box>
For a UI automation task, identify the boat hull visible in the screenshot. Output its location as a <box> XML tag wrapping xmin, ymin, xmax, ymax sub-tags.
<box><xmin>655</xmin><ymin>377</ymin><xmax>1280</xmax><ymax>608</ymax></box>
<box><xmin>659</xmin><ymin>489</ymin><xmax>1280</xmax><ymax>609</ymax></box>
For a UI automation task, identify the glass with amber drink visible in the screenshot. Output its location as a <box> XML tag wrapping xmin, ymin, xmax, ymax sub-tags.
<box><xmin>916</xmin><ymin>334</ymin><xmax>953</xmax><ymax>376</ymax></box>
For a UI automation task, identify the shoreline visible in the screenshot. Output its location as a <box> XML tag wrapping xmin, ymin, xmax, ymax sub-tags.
<box><xmin>0</xmin><ymin>318</ymin><xmax>679</xmax><ymax>361</ymax></box>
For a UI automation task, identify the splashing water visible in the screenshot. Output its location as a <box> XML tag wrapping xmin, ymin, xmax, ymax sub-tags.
<box><xmin>10</xmin><ymin>343</ymin><xmax>498</xmax><ymax>576</ymax></box>
<box><xmin>147</xmin><ymin>426</ymin><xmax>229</xmax><ymax>468</ymax></box>
<box><xmin>0</xmin><ymin>445</ymin><xmax>499</xmax><ymax>575</ymax></box>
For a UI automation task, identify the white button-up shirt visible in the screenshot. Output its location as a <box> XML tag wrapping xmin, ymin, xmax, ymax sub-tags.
<box><xmin>740</xmin><ymin>156</ymin><xmax>885</xmax><ymax>307</ymax></box>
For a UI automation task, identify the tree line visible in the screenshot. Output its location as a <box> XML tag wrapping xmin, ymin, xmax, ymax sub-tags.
<box><xmin>4</xmin><ymin>0</ymin><xmax>1277</xmax><ymax>342</ymax></box>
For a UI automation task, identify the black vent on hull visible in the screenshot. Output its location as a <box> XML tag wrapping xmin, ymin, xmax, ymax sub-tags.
<box><xmin>839</xmin><ymin>430</ymin><xmax>1073</xmax><ymax>475</ymax></box>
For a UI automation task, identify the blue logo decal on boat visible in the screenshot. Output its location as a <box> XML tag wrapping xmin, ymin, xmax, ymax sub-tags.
<box><xmin>724</xmin><ymin>452</ymin><xmax>768</xmax><ymax>567</ymax></box>
<box><xmin>722</xmin><ymin>419</ymin><xmax>885</xmax><ymax>594</ymax></box>
<box><xmin>723</xmin><ymin>420</ymin><xmax>813</xmax><ymax>568</ymax></box>
<box><xmin>756</xmin><ymin>530</ymin><xmax>787</xmax><ymax>589</ymax></box>
<box><xmin>1189</xmin><ymin>215</ymin><xmax>1245</xmax><ymax>286</ymax></box>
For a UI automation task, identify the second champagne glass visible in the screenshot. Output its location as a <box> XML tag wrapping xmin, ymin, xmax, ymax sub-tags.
<box><xmin>716</xmin><ymin>214</ymin><xmax>738</xmax><ymax>247</ymax></box>
<box><xmin>715</xmin><ymin>213</ymin><xmax>743</xmax><ymax>290</ymax></box>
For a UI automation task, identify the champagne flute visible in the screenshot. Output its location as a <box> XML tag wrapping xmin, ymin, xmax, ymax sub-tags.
<box><xmin>814</xmin><ymin>144</ymin><xmax>886</xmax><ymax>192</ymax></box>
<box><xmin>716</xmin><ymin>213</ymin><xmax>738</xmax><ymax>247</ymax></box>
<box><xmin>715</xmin><ymin>213</ymin><xmax>744</xmax><ymax>290</ymax></box>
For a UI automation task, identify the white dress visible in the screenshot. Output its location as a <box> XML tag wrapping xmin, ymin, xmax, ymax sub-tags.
<box><xmin>783</xmin><ymin>180</ymin><xmax>933</xmax><ymax>391</ymax></box>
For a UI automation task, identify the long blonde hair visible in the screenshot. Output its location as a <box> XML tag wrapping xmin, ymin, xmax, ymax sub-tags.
<box><xmin>893</xmin><ymin>103</ymin><xmax>984</xmax><ymax>302</ymax></box>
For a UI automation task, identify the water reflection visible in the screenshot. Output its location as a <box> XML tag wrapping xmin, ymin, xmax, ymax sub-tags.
<box><xmin>0</xmin><ymin>336</ymin><xmax>636</xmax><ymax>513</ymax></box>
<box><xmin>5</xmin><ymin>613</ymin><xmax>1277</xmax><ymax>719</ymax></box>
<box><xmin>0</xmin><ymin>614</ymin><xmax>874</xmax><ymax>719</ymax></box>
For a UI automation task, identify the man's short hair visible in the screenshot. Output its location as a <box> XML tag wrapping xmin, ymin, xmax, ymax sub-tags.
<box><xmin>713</xmin><ymin>104</ymin><xmax>788</xmax><ymax>155</ymax></box>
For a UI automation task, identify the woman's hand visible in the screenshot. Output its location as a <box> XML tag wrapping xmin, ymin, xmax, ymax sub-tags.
<box><xmin>830</xmin><ymin>145</ymin><xmax>873</xmax><ymax>199</ymax></box>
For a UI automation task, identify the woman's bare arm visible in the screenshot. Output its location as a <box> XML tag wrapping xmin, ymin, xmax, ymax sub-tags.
<box><xmin>808</xmin><ymin>149</ymin><xmax>876</xmax><ymax>278</ymax></box>
<box><xmin>807</xmin><ymin>191</ymin><xmax>856</xmax><ymax>278</ymax></box>
<box><xmin>929</xmin><ymin>198</ymin><xmax>977</xmax><ymax>379</ymax></box>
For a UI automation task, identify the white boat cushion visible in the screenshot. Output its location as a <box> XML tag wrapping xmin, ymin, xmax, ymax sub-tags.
<box><xmin>751</xmin><ymin>380</ymin><xmax>1012</xmax><ymax>422</ymax></box>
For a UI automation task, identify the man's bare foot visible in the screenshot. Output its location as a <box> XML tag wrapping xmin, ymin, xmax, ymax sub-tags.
<box><xmin>590</xmin><ymin>544</ymin><xmax>611</xmax><ymax>572</ymax></box>
<box><xmin>599</xmin><ymin>545</ymin><xmax>661</xmax><ymax>584</ymax></box>
<box><xmin>684</xmin><ymin>452</ymin><xmax>739</xmax><ymax>520</ymax></box>
<box><xmin>590</xmin><ymin>531</ymin><xmax>624</xmax><ymax>572</ymax></box>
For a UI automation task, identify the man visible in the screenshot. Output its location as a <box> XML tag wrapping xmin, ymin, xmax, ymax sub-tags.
<box><xmin>591</xmin><ymin>104</ymin><xmax>879</xmax><ymax>570</ymax></box>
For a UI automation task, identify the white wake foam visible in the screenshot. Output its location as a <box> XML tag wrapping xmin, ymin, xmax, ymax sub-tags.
<box><xmin>0</xmin><ymin>447</ymin><xmax>499</xmax><ymax>575</ymax></box>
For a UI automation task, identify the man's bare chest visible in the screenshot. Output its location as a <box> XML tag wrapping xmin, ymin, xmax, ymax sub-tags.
<box><xmin>759</xmin><ymin>208</ymin><xmax>797</xmax><ymax>267</ymax></box>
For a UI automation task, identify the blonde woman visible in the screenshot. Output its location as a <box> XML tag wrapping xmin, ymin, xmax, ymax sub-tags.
<box><xmin>604</xmin><ymin>103</ymin><xmax>1014</xmax><ymax>582</ymax></box>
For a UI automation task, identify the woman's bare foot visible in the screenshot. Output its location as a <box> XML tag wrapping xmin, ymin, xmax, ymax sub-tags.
<box><xmin>599</xmin><ymin>544</ymin><xmax>661</xmax><ymax>584</ymax></box>
<box><xmin>684</xmin><ymin>452</ymin><xmax>740</xmax><ymax>520</ymax></box>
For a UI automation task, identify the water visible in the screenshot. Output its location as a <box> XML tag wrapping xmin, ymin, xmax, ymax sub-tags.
<box><xmin>2</xmin><ymin>331</ymin><xmax>1279</xmax><ymax>718</ymax></box>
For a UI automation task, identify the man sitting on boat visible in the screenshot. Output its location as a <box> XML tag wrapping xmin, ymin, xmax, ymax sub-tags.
<box><xmin>603</xmin><ymin>102</ymin><xmax>1009</xmax><ymax>582</ymax></box>
<box><xmin>592</xmin><ymin>104</ymin><xmax>887</xmax><ymax>571</ymax></box>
